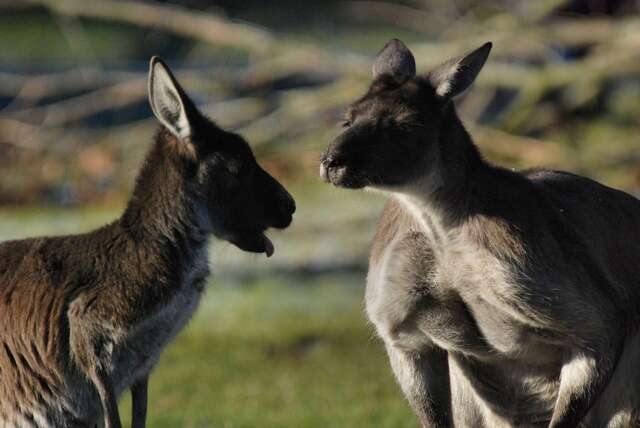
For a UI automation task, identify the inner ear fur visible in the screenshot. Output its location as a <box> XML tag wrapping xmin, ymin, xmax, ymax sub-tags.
<box><xmin>428</xmin><ymin>42</ymin><xmax>492</xmax><ymax>100</ymax></box>
<box><xmin>148</xmin><ymin>56</ymin><xmax>199</xmax><ymax>141</ymax></box>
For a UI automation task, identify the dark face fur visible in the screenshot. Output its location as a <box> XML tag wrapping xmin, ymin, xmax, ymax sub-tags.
<box><xmin>320</xmin><ymin>77</ymin><xmax>442</xmax><ymax>189</ymax></box>
<box><xmin>197</xmin><ymin>126</ymin><xmax>295</xmax><ymax>255</ymax></box>
<box><xmin>148</xmin><ymin>57</ymin><xmax>295</xmax><ymax>256</ymax></box>
<box><xmin>320</xmin><ymin>39</ymin><xmax>491</xmax><ymax>191</ymax></box>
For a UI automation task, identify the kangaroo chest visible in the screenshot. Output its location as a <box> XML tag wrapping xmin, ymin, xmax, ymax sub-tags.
<box><xmin>366</xmin><ymin>228</ymin><xmax>561</xmax><ymax>363</ymax></box>
<box><xmin>111</xmin><ymin>246</ymin><xmax>210</xmax><ymax>394</ymax></box>
<box><xmin>366</xmin><ymin>227</ymin><xmax>563</xmax><ymax>423</ymax></box>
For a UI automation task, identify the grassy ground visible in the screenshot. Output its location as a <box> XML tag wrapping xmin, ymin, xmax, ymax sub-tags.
<box><xmin>116</xmin><ymin>276</ymin><xmax>414</xmax><ymax>428</ymax></box>
<box><xmin>0</xmin><ymin>182</ymin><xmax>417</xmax><ymax>427</ymax></box>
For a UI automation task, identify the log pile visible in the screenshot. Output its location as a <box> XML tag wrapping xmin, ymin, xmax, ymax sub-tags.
<box><xmin>0</xmin><ymin>0</ymin><xmax>638</xmax><ymax>204</ymax></box>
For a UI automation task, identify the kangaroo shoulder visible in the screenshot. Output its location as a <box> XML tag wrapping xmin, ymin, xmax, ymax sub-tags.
<box><xmin>370</xmin><ymin>199</ymin><xmax>421</xmax><ymax>264</ymax></box>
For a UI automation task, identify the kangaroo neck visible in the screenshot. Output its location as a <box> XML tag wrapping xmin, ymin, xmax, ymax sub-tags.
<box><xmin>394</xmin><ymin>109</ymin><xmax>485</xmax><ymax>237</ymax></box>
<box><xmin>120</xmin><ymin>129</ymin><xmax>212</xmax><ymax>252</ymax></box>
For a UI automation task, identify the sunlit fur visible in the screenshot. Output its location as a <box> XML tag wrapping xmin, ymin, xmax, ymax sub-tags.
<box><xmin>0</xmin><ymin>59</ymin><xmax>294</xmax><ymax>427</ymax></box>
<box><xmin>321</xmin><ymin>40</ymin><xmax>640</xmax><ymax>427</ymax></box>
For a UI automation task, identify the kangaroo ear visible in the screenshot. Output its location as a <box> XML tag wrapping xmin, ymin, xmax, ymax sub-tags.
<box><xmin>372</xmin><ymin>39</ymin><xmax>416</xmax><ymax>84</ymax></box>
<box><xmin>429</xmin><ymin>42</ymin><xmax>492</xmax><ymax>100</ymax></box>
<box><xmin>148</xmin><ymin>56</ymin><xmax>197</xmax><ymax>140</ymax></box>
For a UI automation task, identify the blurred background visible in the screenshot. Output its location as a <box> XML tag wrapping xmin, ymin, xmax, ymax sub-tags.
<box><xmin>0</xmin><ymin>0</ymin><xmax>639</xmax><ymax>426</ymax></box>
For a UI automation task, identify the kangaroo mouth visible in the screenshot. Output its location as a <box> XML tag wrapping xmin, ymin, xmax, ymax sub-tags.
<box><xmin>262</xmin><ymin>233</ymin><xmax>274</xmax><ymax>257</ymax></box>
<box><xmin>319</xmin><ymin>163</ymin><xmax>367</xmax><ymax>189</ymax></box>
<box><xmin>228</xmin><ymin>230</ymin><xmax>275</xmax><ymax>258</ymax></box>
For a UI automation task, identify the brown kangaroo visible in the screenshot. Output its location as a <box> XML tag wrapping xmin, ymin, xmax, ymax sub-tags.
<box><xmin>320</xmin><ymin>39</ymin><xmax>640</xmax><ymax>427</ymax></box>
<box><xmin>0</xmin><ymin>57</ymin><xmax>295</xmax><ymax>428</ymax></box>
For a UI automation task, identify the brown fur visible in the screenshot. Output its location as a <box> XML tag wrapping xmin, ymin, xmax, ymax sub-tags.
<box><xmin>0</xmin><ymin>58</ymin><xmax>294</xmax><ymax>427</ymax></box>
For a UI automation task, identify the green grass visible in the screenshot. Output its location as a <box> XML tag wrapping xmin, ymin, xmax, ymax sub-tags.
<box><xmin>0</xmin><ymin>186</ymin><xmax>415</xmax><ymax>427</ymax></box>
<box><xmin>114</xmin><ymin>275</ymin><xmax>414</xmax><ymax>428</ymax></box>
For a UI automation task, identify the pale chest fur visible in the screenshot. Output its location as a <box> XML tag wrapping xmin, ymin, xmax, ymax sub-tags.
<box><xmin>437</xmin><ymin>239</ymin><xmax>542</xmax><ymax>357</ymax></box>
<box><xmin>366</xmin><ymin>198</ymin><xmax>564</xmax><ymax>423</ymax></box>
<box><xmin>366</xmin><ymin>198</ymin><xmax>562</xmax><ymax>363</ymax></box>
<box><xmin>110</xmin><ymin>245</ymin><xmax>210</xmax><ymax>395</ymax></box>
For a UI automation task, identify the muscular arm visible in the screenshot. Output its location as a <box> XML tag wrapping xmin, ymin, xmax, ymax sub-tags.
<box><xmin>387</xmin><ymin>345</ymin><xmax>451</xmax><ymax>428</ymax></box>
<box><xmin>549</xmin><ymin>338</ymin><xmax>622</xmax><ymax>428</ymax></box>
<box><xmin>368</xmin><ymin>228</ymin><xmax>454</xmax><ymax>427</ymax></box>
<box><xmin>537</xmin><ymin>259</ymin><xmax>624</xmax><ymax>426</ymax></box>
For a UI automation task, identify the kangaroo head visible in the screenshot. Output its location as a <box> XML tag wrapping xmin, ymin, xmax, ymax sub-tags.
<box><xmin>148</xmin><ymin>57</ymin><xmax>295</xmax><ymax>256</ymax></box>
<box><xmin>320</xmin><ymin>39</ymin><xmax>491</xmax><ymax>191</ymax></box>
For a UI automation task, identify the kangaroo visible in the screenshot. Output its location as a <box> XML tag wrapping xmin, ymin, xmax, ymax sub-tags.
<box><xmin>320</xmin><ymin>39</ymin><xmax>640</xmax><ymax>427</ymax></box>
<box><xmin>0</xmin><ymin>57</ymin><xmax>295</xmax><ymax>428</ymax></box>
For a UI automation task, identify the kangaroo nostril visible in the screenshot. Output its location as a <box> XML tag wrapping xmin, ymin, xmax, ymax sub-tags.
<box><xmin>320</xmin><ymin>155</ymin><xmax>333</xmax><ymax>167</ymax></box>
<box><xmin>321</xmin><ymin>155</ymin><xmax>343</xmax><ymax>169</ymax></box>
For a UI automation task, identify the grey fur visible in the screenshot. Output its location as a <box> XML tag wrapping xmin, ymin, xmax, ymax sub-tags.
<box><xmin>429</xmin><ymin>42</ymin><xmax>492</xmax><ymax>98</ymax></box>
<box><xmin>372</xmin><ymin>38</ymin><xmax>417</xmax><ymax>83</ymax></box>
<box><xmin>321</xmin><ymin>40</ymin><xmax>640</xmax><ymax>427</ymax></box>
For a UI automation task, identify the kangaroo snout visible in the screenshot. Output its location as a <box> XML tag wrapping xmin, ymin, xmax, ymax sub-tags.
<box><xmin>319</xmin><ymin>144</ymin><xmax>363</xmax><ymax>188</ymax></box>
<box><xmin>272</xmin><ymin>190</ymin><xmax>295</xmax><ymax>229</ymax></box>
<box><xmin>319</xmin><ymin>147</ymin><xmax>345</xmax><ymax>182</ymax></box>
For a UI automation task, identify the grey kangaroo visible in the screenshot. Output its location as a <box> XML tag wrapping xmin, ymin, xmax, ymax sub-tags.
<box><xmin>0</xmin><ymin>57</ymin><xmax>295</xmax><ymax>427</ymax></box>
<box><xmin>320</xmin><ymin>39</ymin><xmax>640</xmax><ymax>427</ymax></box>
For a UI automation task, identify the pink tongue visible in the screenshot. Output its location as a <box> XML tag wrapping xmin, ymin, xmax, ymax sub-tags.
<box><xmin>264</xmin><ymin>235</ymin><xmax>274</xmax><ymax>258</ymax></box>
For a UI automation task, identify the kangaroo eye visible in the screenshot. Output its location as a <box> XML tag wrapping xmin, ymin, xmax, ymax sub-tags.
<box><xmin>379</xmin><ymin>117</ymin><xmax>395</xmax><ymax>128</ymax></box>
<box><xmin>341</xmin><ymin>120</ymin><xmax>352</xmax><ymax>128</ymax></box>
<box><xmin>226</xmin><ymin>159</ymin><xmax>241</xmax><ymax>176</ymax></box>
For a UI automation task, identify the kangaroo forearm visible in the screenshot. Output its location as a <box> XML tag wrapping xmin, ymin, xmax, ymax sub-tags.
<box><xmin>93</xmin><ymin>367</ymin><xmax>122</xmax><ymax>428</ymax></box>
<box><xmin>549</xmin><ymin>348</ymin><xmax>619</xmax><ymax>428</ymax></box>
<box><xmin>132</xmin><ymin>377</ymin><xmax>149</xmax><ymax>428</ymax></box>
<box><xmin>414</xmin><ymin>353</ymin><xmax>452</xmax><ymax>428</ymax></box>
<box><xmin>388</xmin><ymin>346</ymin><xmax>452</xmax><ymax>428</ymax></box>
<box><xmin>416</xmin><ymin>396</ymin><xmax>452</xmax><ymax>428</ymax></box>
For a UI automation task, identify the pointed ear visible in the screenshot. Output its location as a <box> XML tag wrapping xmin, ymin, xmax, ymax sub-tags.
<box><xmin>429</xmin><ymin>42</ymin><xmax>492</xmax><ymax>100</ymax></box>
<box><xmin>148</xmin><ymin>56</ymin><xmax>197</xmax><ymax>140</ymax></box>
<box><xmin>372</xmin><ymin>39</ymin><xmax>416</xmax><ymax>84</ymax></box>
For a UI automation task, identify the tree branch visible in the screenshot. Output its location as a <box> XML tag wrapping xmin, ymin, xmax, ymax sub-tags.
<box><xmin>19</xmin><ymin>0</ymin><xmax>274</xmax><ymax>54</ymax></box>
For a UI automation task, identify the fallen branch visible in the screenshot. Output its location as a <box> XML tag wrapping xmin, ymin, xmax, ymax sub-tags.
<box><xmin>20</xmin><ymin>0</ymin><xmax>274</xmax><ymax>55</ymax></box>
<box><xmin>7</xmin><ymin>78</ymin><xmax>147</xmax><ymax>127</ymax></box>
